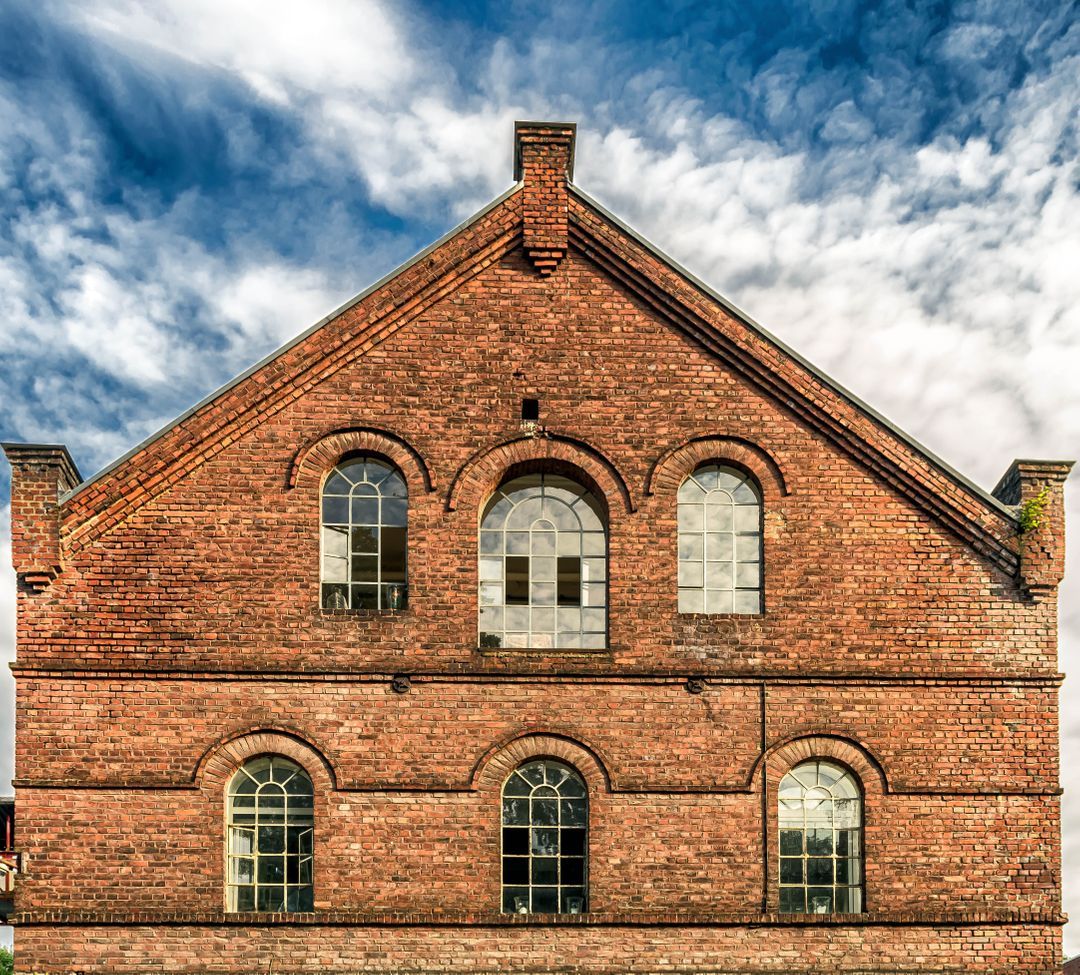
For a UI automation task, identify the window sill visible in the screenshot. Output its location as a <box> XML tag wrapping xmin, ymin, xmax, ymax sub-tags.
<box><xmin>476</xmin><ymin>646</ymin><xmax>610</xmax><ymax>657</ymax></box>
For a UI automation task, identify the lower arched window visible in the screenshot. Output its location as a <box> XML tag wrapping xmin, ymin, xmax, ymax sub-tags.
<box><xmin>501</xmin><ymin>760</ymin><xmax>588</xmax><ymax>914</ymax></box>
<box><xmin>226</xmin><ymin>756</ymin><xmax>314</xmax><ymax>912</ymax></box>
<box><xmin>778</xmin><ymin>759</ymin><xmax>862</xmax><ymax>913</ymax></box>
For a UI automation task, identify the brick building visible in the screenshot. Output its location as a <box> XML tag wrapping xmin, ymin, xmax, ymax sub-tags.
<box><xmin>2</xmin><ymin>122</ymin><xmax>1070</xmax><ymax>973</ymax></box>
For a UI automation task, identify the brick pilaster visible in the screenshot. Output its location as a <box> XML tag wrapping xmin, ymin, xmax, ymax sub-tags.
<box><xmin>2</xmin><ymin>443</ymin><xmax>81</xmax><ymax>589</ymax></box>
<box><xmin>993</xmin><ymin>459</ymin><xmax>1074</xmax><ymax>600</ymax></box>
<box><xmin>514</xmin><ymin>121</ymin><xmax>576</xmax><ymax>275</ymax></box>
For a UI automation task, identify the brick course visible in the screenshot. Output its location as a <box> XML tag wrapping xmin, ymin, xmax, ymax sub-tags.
<box><xmin>2</xmin><ymin>122</ymin><xmax>1068</xmax><ymax>973</ymax></box>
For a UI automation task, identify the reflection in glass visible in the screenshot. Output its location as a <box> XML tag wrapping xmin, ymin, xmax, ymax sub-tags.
<box><xmin>501</xmin><ymin>760</ymin><xmax>587</xmax><ymax>914</ymax></box>
<box><xmin>777</xmin><ymin>760</ymin><xmax>862</xmax><ymax>914</ymax></box>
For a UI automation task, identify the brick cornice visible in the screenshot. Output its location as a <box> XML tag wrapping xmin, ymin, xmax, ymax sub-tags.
<box><xmin>567</xmin><ymin>194</ymin><xmax>1022</xmax><ymax>578</ymax></box>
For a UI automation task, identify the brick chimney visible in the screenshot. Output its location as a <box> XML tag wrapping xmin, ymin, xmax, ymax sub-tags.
<box><xmin>993</xmin><ymin>458</ymin><xmax>1074</xmax><ymax>600</ymax></box>
<box><xmin>3</xmin><ymin>443</ymin><xmax>81</xmax><ymax>589</ymax></box>
<box><xmin>514</xmin><ymin>121</ymin><xmax>576</xmax><ymax>276</ymax></box>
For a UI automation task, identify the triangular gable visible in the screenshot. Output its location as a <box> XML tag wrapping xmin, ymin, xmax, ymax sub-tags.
<box><xmin>59</xmin><ymin>123</ymin><xmax>1019</xmax><ymax>578</ymax></box>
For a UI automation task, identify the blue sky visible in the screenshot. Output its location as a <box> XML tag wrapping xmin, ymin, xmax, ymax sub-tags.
<box><xmin>1</xmin><ymin>0</ymin><xmax>1078</xmax><ymax>954</ymax></box>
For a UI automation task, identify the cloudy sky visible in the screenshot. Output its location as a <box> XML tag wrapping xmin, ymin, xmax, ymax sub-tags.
<box><xmin>1</xmin><ymin>0</ymin><xmax>1078</xmax><ymax>954</ymax></box>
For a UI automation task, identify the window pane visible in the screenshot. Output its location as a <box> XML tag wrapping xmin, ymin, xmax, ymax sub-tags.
<box><xmin>780</xmin><ymin>858</ymin><xmax>803</xmax><ymax>884</ymax></box>
<box><xmin>779</xmin><ymin>830</ymin><xmax>802</xmax><ymax>855</ymax></box>
<box><xmin>532</xmin><ymin>888</ymin><xmax>559</xmax><ymax>914</ymax></box>
<box><xmin>557</xmin><ymin>558</ymin><xmax>581</xmax><ymax>605</ymax></box>
<box><xmin>382</xmin><ymin>527</ymin><xmax>406</xmax><ymax>578</ymax></box>
<box><xmin>532</xmin><ymin>858</ymin><xmax>558</xmax><ymax>885</ymax></box>
<box><xmin>503</xmin><ymin>857</ymin><xmax>529</xmax><ymax>885</ymax></box>
<box><xmin>503</xmin><ymin>828</ymin><xmax>529</xmax><ymax>854</ymax></box>
<box><xmin>505</xmin><ymin>557</ymin><xmax>530</xmax><ymax>604</ymax></box>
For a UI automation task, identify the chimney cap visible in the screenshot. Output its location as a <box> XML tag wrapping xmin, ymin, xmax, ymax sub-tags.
<box><xmin>513</xmin><ymin>120</ymin><xmax>577</xmax><ymax>183</ymax></box>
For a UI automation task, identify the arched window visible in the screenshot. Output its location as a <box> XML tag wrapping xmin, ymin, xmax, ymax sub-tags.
<box><xmin>501</xmin><ymin>760</ymin><xmax>588</xmax><ymax>914</ymax></box>
<box><xmin>226</xmin><ymin>756</ymin><xmax>314</xmax><ymax>912</ymax></box>
<box><xmin>778</xmin><ymin>760</ymin><xmax>863</xmax><ymax>914</ymax></box>
<box><xmin>479</xmin><ymin>473</ymin><xmax>606</xmax><ymax>649</ymax></box>
<box><xmin>677</xmin><ymin>464</ymin><xmax>762</xmax><ymax>614</ymax></box>
<box><xmin>321</xmin><ymin>455</ymin><xmax>408</xmax><ymax>610</ymax></box>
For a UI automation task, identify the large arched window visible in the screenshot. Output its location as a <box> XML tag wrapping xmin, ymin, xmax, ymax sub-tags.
<box><xmin>226</xmin><ymin>756</ymin><xmax>314</xmax><ymax>912</ymax></box>
<box><xmin>479</xmin><ymin>473</ymin><xmax>606</xmax><ymax>649</ymax></box>
<box><xmin>501</xmin><ymin>760</ymin><xmax>588</xmax><ymax>914</ymax></box>
<box><xmin>677</xmin><ymin>464</ymin><xmax>762</xmax><ymax>614</ymax></box>
<box><xmin>321</xmin><ymin>455</ymin><xmax>408</xmax><ymax>610</ymax></box>
<box><xmin>778</xmin><ymin>760</ymin><xmax>863</xmax><ymax>914</ymax></box>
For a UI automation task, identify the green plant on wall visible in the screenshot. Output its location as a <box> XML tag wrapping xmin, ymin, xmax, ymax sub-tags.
<box><xmin>0</xmin><ymin>946</ymin><xmax>13</xmax><ymax>975</ymax></box>
<box><xmin>1018</xmin><ymin>486</ymin><xmax>1051</xmax><ymax>534</ymax></box>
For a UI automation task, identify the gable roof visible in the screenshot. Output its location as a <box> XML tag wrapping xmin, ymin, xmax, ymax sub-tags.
<box><xmin>57</xmin><ymin>123</ymin><xmax>1020</xmax><ymax>576</ymax></box>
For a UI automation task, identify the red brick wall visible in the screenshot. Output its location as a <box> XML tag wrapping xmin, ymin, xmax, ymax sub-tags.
<box><xmin>5</xmin><ymin>129</ymin><xmax>1063</xmax><ymax>973</ymax></box>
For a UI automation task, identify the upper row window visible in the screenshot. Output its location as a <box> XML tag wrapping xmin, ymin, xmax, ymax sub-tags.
<box><xmin>319</xmin><ymin>458</ymin><xmax>764</xmax><ymax>632</ymax></box>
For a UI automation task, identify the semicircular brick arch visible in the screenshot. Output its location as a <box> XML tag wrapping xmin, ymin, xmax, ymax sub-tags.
<box><xmin>646</xmin><ymin>436</ymin><xmax>789</xmax><ymax>502</ymax></box>
<box><xmin>288</xmin><ymin>427</ymin><xmax>434</xmax><ymax>493</ymax></box>
<box><xmin>447</xmin><ymin>435</ymin><xmax>634</xmax><ymax>514</ymax></box>
<box><xmin>471</xmin><ymin>731</ymin><xmax>612</xmax><ymax>795</ymax></box>
<box><xmin>752</xmin><ymin>732</ymin><xmax>888</xmax><ymax>795</ymax></box>
<box><xmin>195</xmin><ymin>726</ymin><xmax>339</xmax><ymax>794</ymax></box>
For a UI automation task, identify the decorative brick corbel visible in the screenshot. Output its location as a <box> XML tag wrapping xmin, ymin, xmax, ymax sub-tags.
<box><xmin>993</xmin><ymin>458</ymin><xmax>1074</xmax><ymax>601</ymax></box>
<box><xmin>2</xmin><ymin>443</ymin><xmax>81</xmax><ymax>589</ymax></box>
<box><xmin>514</xmin><ymin>121</ymin><xmax>576</xmax><ymax>276</ymax></box>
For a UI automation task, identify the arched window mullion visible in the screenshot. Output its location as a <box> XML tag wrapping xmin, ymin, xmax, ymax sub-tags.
<box><xmin>777</xmin><ymin>759</ymin><xmax>863</xmax><ymax>915</ymax></box>
<box><xmin>678</xmin><ymin>464</ymin><xmax>762</xmax><ymax>615</ymax></box>
<box><xmin>501</xmin><ymin>760</ymin><xmax>588</xmax><ymax>915</ymax></box>
<box><xmin>227</xmin><ymin>756</ymin><xmax>315</xmax><ymax>913</ymax></box>
<box><xmin>321</xmin><ymin>455</ymin><xmax>408</xmax><ymax>611</ymax></box>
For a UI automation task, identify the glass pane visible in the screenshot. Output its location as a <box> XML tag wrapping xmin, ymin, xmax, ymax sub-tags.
<box><xmin>532</xmin><ymin>556</ymin><xmax>556</xmax><ymax>582</ymax></box>
<box><xmin>779</xmin><ymin>830</ymin><xmax>802</xmax><ymax>855</ymax></box>
<box><xmin>561</xmin><ymin>799</ymin><xmax>587</xmax><ymax>826</ymax></box>
<box><xmin>322</xmin><ymin>496</ymin><xmax>349</xmax><ymax>524</ymax></box>
<box><xmin>532</xmin><ymin>799</ymin><xmax>558</xmax><ymax>825</ymax></box>
<box><xmin>506</xmin><ymin>557</ymin><xmax>530</xmax><ymax>604</ymax></box>
<box><xmin>258</xmin><ymin>857</ymin><xmax>285</xmax><ymax>884</ymax></box>
<box><xmin>581</xmin><ymin>533</ymin><xmax>605</xmax><ymax>557</ymax></box>
<box><xmin>520</xmin><ymin>763</ymin><xmax>546</xmax><ymax>786</ymax></box>
<box><xmin>479</xmin><ymin>558</ymin><xmax>502</xmax><ymax>582</ymax></box>
<box><xmin>382</xmin><ymin>498</ymin><xmax>407</xmax><ymax>526</ymax></box>
<box><xmin>531</xmin><ymin>828</ymin><xmax>559</xmax><ymax>856</ymax></box>
<box><xmin>705</xmin><ymin>589</ymin><xmax>733</xmax><ymax>614</ymax></box>
<box><xmin>707</xmin><ymin>533</ymin><xmax>734</xmax><ymax>560</ymax></box>
<box><xmin>258</xmin><ymin>826</ymin><xmax>286</xmax><ymax>854</ymax></box>
<box><xmin>230</xmin><ymin>856</ymin><xmax>254</xmax><ymax>884</ymax></box>
<box><xmin>479</xmin><ymin>583</ymin><xmax>502</xmax><ymax>607</ymax></box>
<box><xmin>503</xmin><ymin>887</ymin><xmax>530</xmax><ymax>913</ymax></box>
<box><xmin>779</xmin><ymin>887</ymin><xmax>804</xmax><ymax>913</ymax></box>
<box><xmin>705</xmin><ymin>562</ymin><xmax>732</xmax><ymax>589</ymax></box>
<box><xmin>735</xmin><ymin>561</ymin><xmax>760</xmax><ymax>588</ymax></box>
<box><xmin>557</xmin><ymin>558</ymin><xmax>581</xmax><ymax>605</ymax></box>
<box><xmin>678</xmin><ymin>561</ymin><xmax>703</xmax><ymax>588</ymax></box>
<box><xmin>678</xmin><ymin>533</ymin><xmax>703</xmax><ymax>560</ymax></box>
<box><xmin>502</xmin><ymin>798</ymin><xmax>529</xmax><ymax>826</ymax></box>
<box><xmin>779</xmin><ymin>857</ymin><xmax>803</xmax><ymax>884</ymax></box>
<box><xmin>323</xmin><ymin>471</ymin><xmax>351</xmax><ymax>495</ymax></box>
<box><xmin>234</xmin><ymin>885</ymin><xmax>255</xmax><ymax>911</ymax></box>
<box><xmin>352</xmin><ymin>555</ymin><xmax>378</xmax><ymax>582</ymax></box>
<box><xmin>557</xmin><ymin>532</ymin><xmax>581</xmax><ymax>556</ymax></box>
<box><xmin>562</xmin><ymin>858</ymin><xmax>585</xmax><ymax>885</ymax></box>
<box><xmin>532</xmin><ymin>887</ymin><xmax>558</xmax><ymax>914</ymax></box>
<box><xmin>561</xmin><ymin>888</ymin><xmax>586</xmax><ymax>913</ymax></box>
<box><xmin>807</xmin><ymin>829</ymin><xmax>833</xmax><ymax>856</ymax></box>
<box><xmin>532</xmin><ymin>858</ymin><xmax>558</xmax><ymax>885</ymax></box>
<box><xmin>679</xmin><ymin>588</ymin><xmax>704</xmax><ymax>613</ymax></box>
<box><xmin>807</xmin><ymin>889</ymin><xmax>833</xmax><ymax>914</ymax></box>
<box><xmin>507</xmin><ymin>531</ymin><xmax>530</xmax><ymax>555</ymax></box>
<box><xmin>679</xmin><ymin>505</ymin><xmax>704</xmax><ymax>531</ymax></box>
<box><xmin>562</xmin><ymin>828</ymin><xmax>586</xmax><ymax>856</ymax></box>
<box><xmin>503</xmin><ymin>827</ymin><xmax>529</xmax><ymax>854</ymax></box>
<box><xmin>382</xmin><ymin>527</ymin><xmax>406</xmax><ymax>577</ymax></box>
<box><xmin>733</xmin><ymin>589</ymin><xmax>761</xmax><ymax>614</ymax></box>
<box><xmin>734</xmin><ymin>505</ymin><xmax>759</xmax><ymax>531</ymax></box>
<box><xmin>678</xmin><ymin>479</ymin><xmax>705</xmax><ymax>501</ymax></box>
<box><xmin>480</xmin><ymin>531</ymin><xmax>502</xmax><ymax>554</ymax></box>
<box><xmin>808</xmin><ymin>858</ymin><xmax>833</xmax><ymax>885</ymax></box>
<box><xmin>257</xmin><ymin>886</ymin><xmax>286</xmax><ymax>912</ymax></box>
<box><xmin>229</xmin><ymin>827</ymin><xmax>255</xmax><ymax>855</ymax></box>
<box><xmin>351</xmin><ymin>585</ymin><xmax>379</xmax><ymax>609</ymax></box>
<box><xmin>705</xmin><ymin>503</ymin><xmax>733</xmax><ymax>531</ymax></box>
<box><xmin>836</xmin><ymin>886</ymin><xmax>862</xmax><ymax>913</ymax></box>
<box><xmin>502</xmin><ymin>857</ymin><xmax>529</xmax><ymax>885</ymax></box>
<box><xmin>532</xmin><ymin>532</ymin><xmax>556</xmax><ymax>556</ymax></box>
<box><xmin>736</xmin><ymin>534</ymin><xmax>761</xmax><ymax>560</ymax></box>
<box><xmin>351</xmin><ymin>497</ymin><xmax>379</xmax><ymax>525</ymax></box>
<box><xmin>351</xmin><ymin>526</ymin><xmax>378</xmax><ymax>554</ymax></box>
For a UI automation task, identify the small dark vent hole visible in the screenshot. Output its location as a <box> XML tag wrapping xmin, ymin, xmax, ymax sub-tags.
<box><xmin>521</xmin><ymin>398</ymin><xmax>540</xmax><ymax>421</ymax></box>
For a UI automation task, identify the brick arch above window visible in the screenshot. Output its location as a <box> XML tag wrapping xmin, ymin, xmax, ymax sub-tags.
<box><xmin>195</xmin><ymin>727</ymin><xmax>339</xmax><ymax>795</ymax></box>
<box><xmin>471</xmin><ymin>732</ymin><xmax>611</xmax><ymax>795</ymax></box>
<box><xmin>646</xmin><ymin>436</ymin><xmax>789</xmax><ymax>503</ymax></box>
<box><xmin>448</xmin><ymin>435</ymin><xmax>634</xmax><ymax>515</ymax></box>
<box><xmin>288</xmin><ymin>427</ymin><xmax>434</xmax><ymax>493</ymax></box>
<box><xmin>752</xmin><ymin>733</ymin><xmax>888</xmax><ymax>796</ymax></box>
